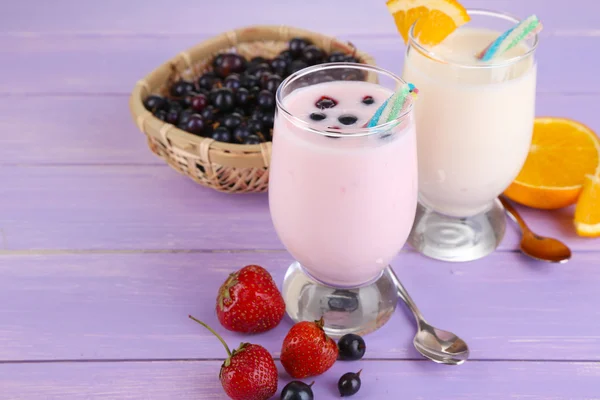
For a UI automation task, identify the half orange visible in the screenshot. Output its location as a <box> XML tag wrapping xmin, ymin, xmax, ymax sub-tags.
<box><xmin>504</xmin><ymin>117</ymin><xmax>600</xmax><ymax>209</ymax></box>
<box><xmin>385</xmin><ymin>0</ymin><xmax>470</xmax><ymax>45</ymax></box>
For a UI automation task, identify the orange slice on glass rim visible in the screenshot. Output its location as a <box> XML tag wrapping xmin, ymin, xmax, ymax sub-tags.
<box><xmin>503</xmin><ymin>117</ymin><xmax>600</xmax><ymax>210</ymax></box>
<box><xmin>385</xmin><ymin>0</ymin><xmax>471</xmax><ymax>45</ymax></box>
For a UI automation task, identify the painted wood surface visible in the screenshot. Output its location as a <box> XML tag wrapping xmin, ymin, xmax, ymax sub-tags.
<box><xmin>2</xmin><ymin>0</ymin><xmax>600</xmax><ymax>398</ymax></box>
<box><xmin>1</xmin><ymin>361</ymin><xmax>600</xmax><ymax>400</ymax></box>
<box><xmin>1</xmin><ymin>251</ymin><xmax>599</xmax><ymax>362</ymax></box>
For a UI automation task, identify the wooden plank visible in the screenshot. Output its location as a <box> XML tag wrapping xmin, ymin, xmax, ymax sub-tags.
<box><xmin>2</xmin><ymin>0</ymin><xmax>598</xmax><ymax>36</ymax></box>
<box><xmin>1</xmin><ymin>35</ymin><xmax>598</xmax><ymax>95</ymax></box>
<box><xmin>0</xmin><ymin>164</ymin><xmax>597</xmax><ymax>252</ymax></box>
<box><xmin>1</xmin><ymin>360</ymin><xmax>600</xmax><ymax>400</ymax></box>
<box><xmin>1</xmin><ymin>251</ymin><xmax>599</xmax><ymax>362</ymax></box>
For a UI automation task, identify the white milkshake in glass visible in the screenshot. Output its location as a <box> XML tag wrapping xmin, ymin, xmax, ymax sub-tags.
<box><xmin>402</xmin><ymin>9</ymin><xmax>539</xmax><ymax>262</ymax></box>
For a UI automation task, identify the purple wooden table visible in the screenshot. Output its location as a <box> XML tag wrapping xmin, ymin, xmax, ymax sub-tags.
<box><xmin>1</xmin><ymin>0</ymin><xmax>600</xmax><ymax>398</ymax></box>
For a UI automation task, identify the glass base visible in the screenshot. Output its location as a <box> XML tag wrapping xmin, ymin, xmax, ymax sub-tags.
<box><xmin>407</xmin><ymin>198</ymin><xmax>506</xmax><ymax>262</ymax></box>
<box><xmin>282</xmin><ymin>262</ymin><xmax>398</xmax><ymax>338</ymax></box>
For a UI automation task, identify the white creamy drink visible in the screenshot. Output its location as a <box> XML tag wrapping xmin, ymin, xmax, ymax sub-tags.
<box><xmin>403</xmin><ymin>27</ymin><xmax>536</xmax><ymax>217</ymax></box>
<box><xmin>403</xmin><ymin>9</ymin><xmax>539</xmax><ymax>262</ymax></box>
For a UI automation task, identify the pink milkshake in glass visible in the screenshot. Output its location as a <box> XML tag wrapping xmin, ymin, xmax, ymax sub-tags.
<box><xmin>269</xmin><ymin>63</ymin><xmax>418</xmax><ymax>337</ymax></box>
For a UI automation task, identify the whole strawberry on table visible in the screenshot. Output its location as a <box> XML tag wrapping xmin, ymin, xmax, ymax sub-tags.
<box><xmin>190</xmin><ymin>264</ymin><xmax>367</xmax><ymax>399</ymax></box>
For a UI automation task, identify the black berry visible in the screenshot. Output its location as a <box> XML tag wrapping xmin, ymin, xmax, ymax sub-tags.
<box><xmin>250</xmin><ymin>108</ymin><xmax>264</xmax><ymax>121</ymax></box>
<box><xmin>287</xmin><ymin>60</ymin><xmax>308</xmax><ymax>75</ymax></box>
<box><xmin>310</xmin><ymin>112</ymin><xmax>327</xmax><ymax>121</ymax></box>
<box><xmin>257</xmin><ymin>90</ymin><xmax>275</xmax><ymax>110</ymax></box>
<box><xmin>302</xmin><ymin>45</ymin><xmax>324</xmax><ymax>65</ymax></box>
<box><xmin>289</xmin><ymin>37</ymin><xmax>311</xmax><ymax>57</ymax></box>
<box><xmin>279</xmin><ymin>50</ymin><xmax>294</xmax><ymax>61</ymax></box>
<box><xmin>214</xmin><ymin>53</ymin><xmax>247</xmax><ymax>78</ymax></box>
<box><xmin>190</xmin><ymin>94</ymin><xmax>209</xmax><ymax>112</ymax></box>
<box><xmin>183</xmin><ymin>114</ymin><xmax>206</xmax><ymax>136</ymax></box>
<box><xmin>338</xmin><ymin>370</ymin><xmax>362</xmax><ymax>397</ymax></box>
<box><xmin>197</xmin><ymin>72</ymin><xmax>220</xmax><ymax>90</ymax></box>
<box><xmin>249</xmin><ymin>56</ymin><xmax>268</xmax><ymax>66</ymax></box>
<box><xmin>235</xmin><ymin>87</ymin><xmax>251</xmax><ymax>107</ymax></box>
<box><xmin>337</xmin><ymin>334</ymin><xmax>366</xmax><ymax>361</ymax></box>
<box><xmin>280</xmin><ymin>380</ymin><xmax>314</xmax><ymax>400</ymax></box>
<box><xmin>338</xmin><ymin>115</ymin><xmax>358</xmax><ymax>125</ymax></box>
<box><xmin>247</xmin><ymin>63</ymin><xmax>272</xmax><ymax>79</ymax></box>
<box><xmin>362</xmin><ymin>96</ymin><xmax>375</xmax><ymax>105</ymax></box>
<box><xmin>165</xmin><ymin>108</ymin><xmax>180</xmax><ymax>124</ymax></box>
<box><xmin>143</xmin><ymin>95</ymin><xmax>167</xmax><ymax>112</ymax></box>
<box><xmin>212</xmin><ymin>88</ymin><xmax>236</xmax><ymax>112</ymax></box>
<box><xmin>271</xmin><ymin>57</ymin><xmax>289</xmax><ymax>77</ymax></box>
<box><xmin>244</xmin><ymin>134</ymin><xmax>262</xmax><ymax>145</ymax></box>
<box><xmin>328</xmin><ymin>51</ymin><xmax>348</xmax><ymax>63</ymax></box>
<box><xmin>263</xmin><ymin>74</ymin><xmax>283</xmax><ymax>94</ymax></box>
<box><xmin>154</xmin><ymin>109</ymin><xmax>168</xmax><ymax>121</ymax></box>
<box><xmin>221</xmin><ymin>112</ymin><xmax>243</xmax><ymax>130</ymax></box>
<box><xmin>200</xmin><ymin>106</ymin><xmax>217</xmax><ymax>124</ymax></box>
<box><xmin>178</xmin><ymin>109</ymin><xmax>194</xmax><ymax>127</ymax></box>
<box><xmin>261</xmin><ymin>113</ymin><xmax>275</xmax><ymax>129</ymax></box>
<box><xmin>169</xmin><ymin>80</ymin><xmax>195</xmax><ymax>98</ymax></box>
<box><xmin>234</xmin><ymin>125</ymin><xmax>253</xmax><ymax>143</ymax></box>
<box><xmin>247</xmin><ymin>119</ymin><xmax>264</xmax><ymax>135</ymax></box>
<box><xmin>224</xmin><ymin>74</ymin><xmax>242</xmax><ymax>91</ymax></box>
<box><xmin>315</xmin><ymin>96</ymin><xmax>338</xmax><ymax>109</ymax></box>
<box><xmin>212</xmin><ymin>126</ymin><xmax>232</xmax><ymax>143</ymax></box>
<box><xmin>240</xmin><ymin>74</ymin><xmax>260</xmax><ymax>89</ymax></box>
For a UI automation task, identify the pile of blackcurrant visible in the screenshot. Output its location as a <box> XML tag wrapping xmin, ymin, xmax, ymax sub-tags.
<box><xmin>142</xmin><ymin>37</ymin><xmax>360</xmax><ymax>145</ymax></box>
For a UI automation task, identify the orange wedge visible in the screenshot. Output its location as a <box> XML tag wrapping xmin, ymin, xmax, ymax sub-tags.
<box><xmin>385</xmin><ymin>0</ymin><xmax>470</xmax><ymax>45</ymax></box>
<box><xmin>504</xmin><ymin>117</ymin><xmax>600</xmax><ymax>209</ymax></box>
<box><xmin>574</xmin><ymin>174</ymin><xmax>600</xmax><ymax>237</ymax></box>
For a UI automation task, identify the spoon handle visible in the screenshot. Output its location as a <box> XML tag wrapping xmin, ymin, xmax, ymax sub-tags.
<box><xmin>499</xmin><ymin>196</ymin><xmax>530</xmax><ymax>233</ymax></box>
<box><xmin>387</xmin><ymin>266</ymin><xmax>426</xmax><ymax>324</ymax></box>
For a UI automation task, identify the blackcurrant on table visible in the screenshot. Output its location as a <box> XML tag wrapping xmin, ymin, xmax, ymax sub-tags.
<box><xmin>1</xmin><ymin>0</ymin><xmax>599</xmax><ymax>398</ymax></box>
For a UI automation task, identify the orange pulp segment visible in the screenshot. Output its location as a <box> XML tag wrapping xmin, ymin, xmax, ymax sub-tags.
<box><xmin>574</xmin><ymin>174</ymin><xmax>600</xmax><ymax>237</ymax></box>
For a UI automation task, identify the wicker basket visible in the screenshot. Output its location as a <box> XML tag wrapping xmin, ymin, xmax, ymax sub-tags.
<box><xmin>129</xmin><ymin>25</ymin><xmax>377</xmax><ymax>193</ymax></box>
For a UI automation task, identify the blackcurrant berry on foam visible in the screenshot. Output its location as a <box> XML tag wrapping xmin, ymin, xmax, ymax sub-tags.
<box><xmin>310</xmin><ymin>112</ymin><xmax>327</xmax><ymax>121</ymax></box>
<box><xmin>315</xmin><ymin>96</ymin><xmax>338</xmax><ymax>109</ymax></box>
<box><xmin>362</xmin><ymin>96</ymin><xmax>375</xmax><ymax>105</ymax></box>
<box><xmin>337</xmin><ymin>334</ymin><xmax>366</xmax><ymax>361</ymax></box>
<box><xmin>280</xmin><ymin>381</ymin><xmax>314</xmax><ymax>400</ymax></box>
<box><xmin>338</xmin><ymin>115</ymin><xmax>358</xmax><ymax>125</ymax></box>
<box><xmin>338</xmin><ymin>370</ymin><xmax>362</xmax><ymax>397</ymax></box>
<box><xmin>143</xmin><ymin>95</ymin><xmax>167</xmax><ymax>112</ymax></box>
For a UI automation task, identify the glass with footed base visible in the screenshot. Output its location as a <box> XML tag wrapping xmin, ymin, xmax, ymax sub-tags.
<box><xmin>269</xmin><ymin>63</ymin><xmax>418</xmax><ymax>338</ymax></box>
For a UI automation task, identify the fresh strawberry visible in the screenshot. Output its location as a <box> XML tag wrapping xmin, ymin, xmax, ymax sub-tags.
<box><xmin>189</xmin><ymin>315</ymin><xmax>278</xmax><ymax>400</ymax></box>
<box><xmin>280</xmin><ymin>317</ymin><xmax>339</xmax><ymax>378</ymax></box>
<box><xmin>216</xmin><ymin>264</ymin><xmax>285</xmax><ymax>333</ymax></box>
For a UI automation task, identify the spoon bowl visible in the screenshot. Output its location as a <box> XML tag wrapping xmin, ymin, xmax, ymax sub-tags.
<box><xmin>413</xmin><ymin>323</ymin><xmax>470</xmax><ymax>365</ymax></box>
<box><xmin>499</xmin><ymin>196</ymin><xmax>571</xmax><ymax>263</ymax></box>
<box><xmin>388</xmin><ymin>267</ymin><xmax>470</xmax><ymax>365</ymax></box>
